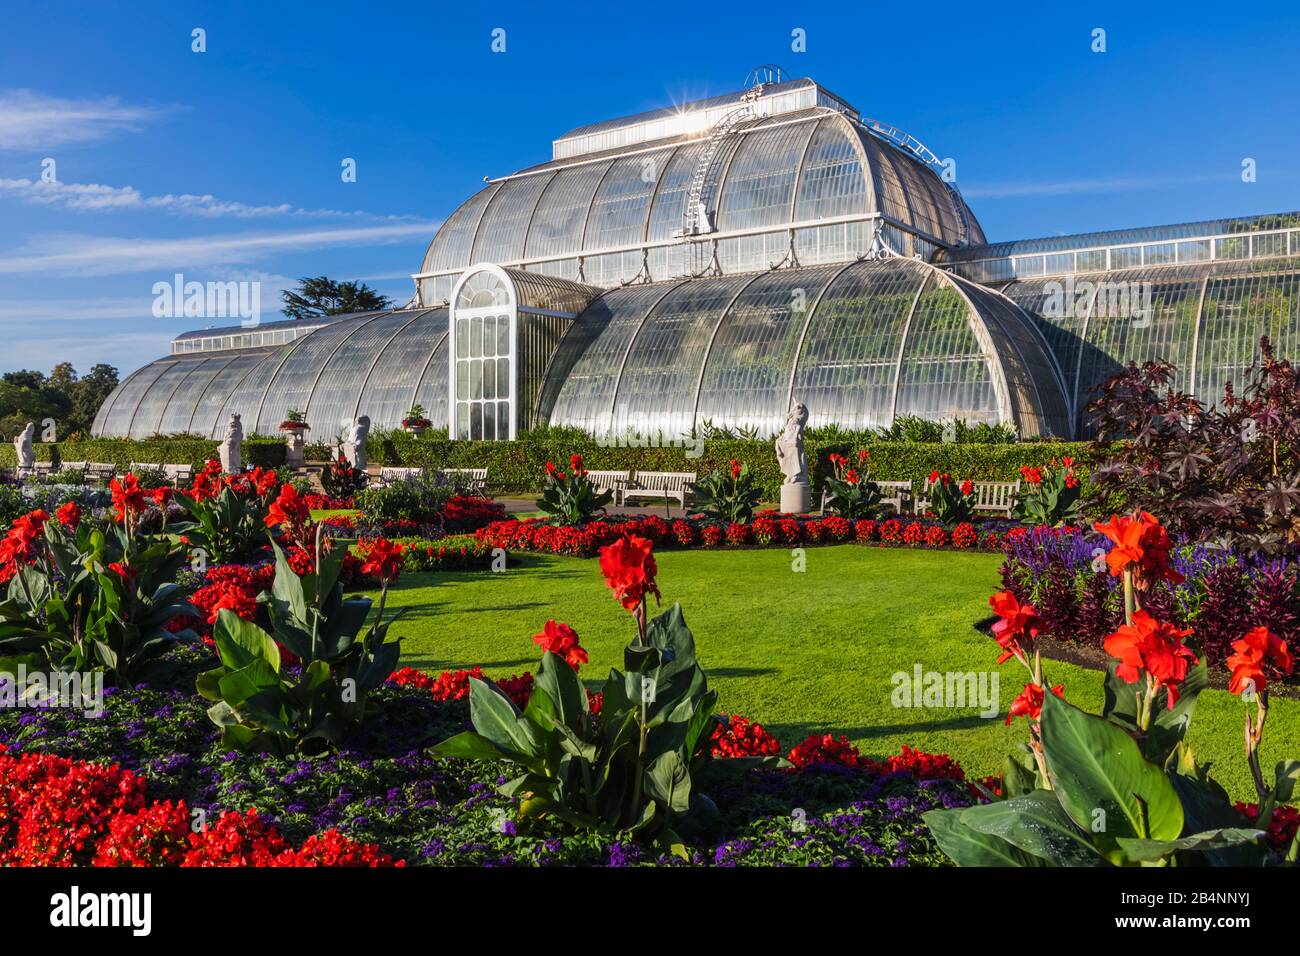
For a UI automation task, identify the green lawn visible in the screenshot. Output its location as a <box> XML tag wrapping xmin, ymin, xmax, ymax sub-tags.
<box><xmin>365</xmin><ymin>545</ymin><xmax>1298</xmax><ymax>801</ymax></box>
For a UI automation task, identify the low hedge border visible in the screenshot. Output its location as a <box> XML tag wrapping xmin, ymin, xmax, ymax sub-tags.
<box><xmin>0</xmin><ymin>437</ymin><xmax>287</xmax><ymax>471</ymax></box>
<box><xmin>370</xmin><ymin>435</ymin><xmax>1095</xmax><ymax>499</ymax></box>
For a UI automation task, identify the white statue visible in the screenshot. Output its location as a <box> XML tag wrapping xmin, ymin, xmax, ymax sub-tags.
<box><xmin>13</xmin><ymin>422</ymin><xmax>34</xmax><ymax>471</ymax></box>
<box><xmin>341</xmin><ymin>415</ymin><xmax>370</xmax><ymax>472</ymax></box>
<box><xmin>218</xmin><ymin>413</ymin><xmax>243</xmax><ymax>474</ymax></box>
<box><xmin>775</xmin><ymin>403</ymin><xmax>810</xmax><ymax>513</ymax></box>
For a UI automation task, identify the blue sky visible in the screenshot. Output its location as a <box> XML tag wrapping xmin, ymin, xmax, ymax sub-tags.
<box><xmin>0</xmin><ymin>0</ymin><xmax>1297</xmax><ymax>377</ymax></box>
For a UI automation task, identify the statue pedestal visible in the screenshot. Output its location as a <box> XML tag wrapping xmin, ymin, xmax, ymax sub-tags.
<box><xmin>780</xmin><ymin>481</ymin><xmax>810</xmax><ymax>515</ymax></box>
<box><xmin>285</xmin><ymin>432</ymin><xmax>305</xmax><ymax>468</ymax></box>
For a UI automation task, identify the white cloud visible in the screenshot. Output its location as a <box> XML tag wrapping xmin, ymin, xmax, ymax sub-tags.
<box><xmin>0</xmin><ymin>176</ymin><xmax>418</xmax><ymax>220</ymax></box>
<box><xmin>0</xmin><ymin>89</ymin><xmax>170</xmax><ymax>151</ymax></box>
<box><xmin>962</xmin><ymin>173</ymin><xmax>1230</xmax><ymax>200</ymax></box>
<box><xmin>0</xmin><ymin>222</ymin><xmax>438</xmax><ymax>276</ymax></box>
<box><xmin>0</xmin><ymin>330</ymin><xmax>172</xmax><ymax>374</ymax></box>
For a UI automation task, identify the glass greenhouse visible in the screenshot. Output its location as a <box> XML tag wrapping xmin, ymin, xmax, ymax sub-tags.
<box><xmin>94</xmin><ymin>76</ymin><xmax>1300</xmax><ymax>441</ymax></box>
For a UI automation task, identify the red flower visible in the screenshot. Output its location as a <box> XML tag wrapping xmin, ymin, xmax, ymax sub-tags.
<box><xmin>988</xmin><ymin>590</ymin><xmax>1041</xmax><ymax>664</ymax></box>
<box><xmin>788</xmin><ymin>733</ymin><xmax>861</xmax><ymax>769</ymax></box>
<box><xmin>710</xmin><ymin>715</ymin><xmax>781</xmax><ymax>758</ymax></box>
<box><xmin>360</xmin><ymin>537</ymin><xmax>404</xmax><ymax>584</ymax></box>
<box><xmin>844</xmin><ymin>468</ymin><xmax>859</xmax><ymax>485</ymax></box>
<box><xmin>1093</xmin><ymin>512</ymin><xmax>1183</xmax><ymax>588</ymax></box>
<box><xmin>598</xmin><ymin>535</ymin><xmax>660</xmax><ymax>611</ymax></box>
<box><xmin>729</xmin><ymin>459</ymin><xmax>742</xmax><ymax>480</ymax></box>
<box><xmin>150</xmin><ymin>487</ymin><xmax>173</xmax><ymax>507</ymax></box>
<box><xmin>110</xmin><ymin>473</ymin><xmax>147</xmax><ymax>524</ymax></box>
<box><xmin>928</xmin><ymin>470</ymin><xmax>939</xmax><ymax>484</ymax></box>
<box><xmin>857</xmin><ymin>448</ymin><xmax>870</xmax><ymax>463</ymax></box>
<box><xmin>1226</xmin><ymin>626</ymin><xmax>1293</xmax><ymax>696</ymax></box>
<box><xmin>0</xmin><ymin>509</ymin><xmax>49</xmax><ymax>566</ymax></box>
<box><xmin>544</xmin><ymin>461</ymin><xmax>557</xmax><ymax>477</ymax></box>
<box><xmin>264</xmin><ymin>483</ymin><xmax>312</xmax><ymax>544</ymax></box>
<box><xmin>532</xmin><ymin>619</ymin><xmax>588</xmax><ymax>670</ymax></box>
<box><xmin>569</xmin><ymin>453</ymin><xmax>585</xmax><ymax>475</ymax></box>
<box><xmin>1005</xmin><ymin>682</ymin><xmax>1065</xmax><ymax>725</ymax></box>
<box><xmin>960</xmin><ymin>479</ymin><xmax>974</xmax><ymax>496</ymax></box>
<box><xmin>107</xmin><ymin>561</ymin><xmax>136</xmax><ymax>587</ymax></box>
<box><xmin>1102</xmin><ymin>610</ymin><xmax>1199</xmax><ymax>707</ymax></box>
<box><xmin>55</xmin><ymin>501</ymin><xmax>81</xmax><ymax>528</ymax></box>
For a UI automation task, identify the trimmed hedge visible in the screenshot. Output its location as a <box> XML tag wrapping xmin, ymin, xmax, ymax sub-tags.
<box><xmin>368</xmin><ymin>433</ymin><xmax>1094</xmax><ymax>499</ymax></box>
<box><xmin>0</xmin><ymin>437</ymin><xmax>286</xmax><ymax>471</ymax></box>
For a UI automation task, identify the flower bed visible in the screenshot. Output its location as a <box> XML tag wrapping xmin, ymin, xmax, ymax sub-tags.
<box><xmin>475</xmin><ymin>512</ymin><xmax>1015</xmax><ymax>558</ymax></box>
<box><xmin>0</xmin><ymin>646</ymin><xmax>973</xmax><ymax>867</ymax></box>
<box><xmin>999</xmin><ymin>525</ymin><xmax>1300</xmax><ymax>681</ymax></box>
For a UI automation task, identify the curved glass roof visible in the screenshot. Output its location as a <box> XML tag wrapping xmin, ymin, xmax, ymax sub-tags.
<box><xmin>540</xmin><ymin>258</ymin><xmax>1068</xmax><ymax>439</ymax></box>
<box><xmin>93</xmin><ymin>308</ymin><xmax>451</xmax><ymax>439</ymax></box>
<box><xmin>418</xmin><ymin>110</ymin><xmax>982</xmax><ymax>282</ymax></box>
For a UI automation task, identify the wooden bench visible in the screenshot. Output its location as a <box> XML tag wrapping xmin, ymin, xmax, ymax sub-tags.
<box><xmin>440</xmin><ymin>467</ymin><xmax>488</xmax><ymax>497</ymax></box>
<box><xmin>819</xmin><ymin>479</ymin><xmax>914</xmax><ymax>515</ymax></box>
<box><xmin>624</xmin><ymin>471</ymin><xmax>696</xmax><ymax>514</ymax></box>
<box><xmin>917</xmin><ymin>478</ymin><xmax>1021</xmax><ymax>517</ymax></box>
<box><xmin>129</xmin><ymin>461</ymin><xmax>162</xmax><ymax>473</ymax></box>
<box><xmin>586</xmin><ymin>469</ymin><xmax>631</xmax><ymax>505</ymax></box>
<box><xmin>16</xmin><ymin>462</ymin><xmax>55</xmax><ymax>480</ymax></box>
<box><xmin>377</xmin><ymin>466</ymin><xmax>424</xmax><ymax>487</ymax></box>
<box><xmin>85</xmin><ymin>462</ymin><xmax>116</xmax><ymax>482</ymax></box>
<box><xmin>61</xmin><ymin>460</ymin><xmax>88</xmax><ymax>477</ymax></box>
<box><xmin>162</xmin><ymin>464</ymin><xmax>194</xmax><ymax>485</ymax></box>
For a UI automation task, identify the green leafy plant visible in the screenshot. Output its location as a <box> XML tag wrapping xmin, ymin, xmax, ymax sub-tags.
<box><xmin>924</xmin><ymin>512</ymin><xmax>1298</xmax><ymax>867</ymax></box>
<box><xmin>174</xmin><ymin>476</ymin><xmax>275</xmax><ymax>564</ymax></box>
<box><xmin>434</xmin><ymin>536</ymin><xmax>728</xmax><ymax>854</ymax></box>
<box><xmin>695</xmin><ymin>459</ymin><xmax>760</xmax><ymax>523</ymax></box>
<box><xmin>356</xmin><ymin>470</ymin><xmax>453</xmax><ymax>524</ymax></box>
<box><xmin>536</xmin><ymin>454</ymin><xmax>612</xmax><ymax>525</ymax></box>
<box><xmin>320</xmin><ymin>453</ymin><xmax>367</xmax><ymax>498</ymax></box>
<box><xmin>924</xmin><ymin>472</ymin><xmax>975</xmax><ymax>524</ymax></box>
<box><xmin>1012</xmin><ymin>459</ymin><xmax>1082</xmax><ymax>526</ymax></box>
<box><xmin>401</xmin><ymin>404</ymin><xmax>432</xmax><ymax>429</ymax></box>
<box><xmin>0</xmin><ymin>512</ymin><xmax>197</xmax><ymax>686</ymax></box>
<box><xmin>196</xmin><ymin>535</ymin><xmax>402</xmax><ymax>755</ymax></box>
<box><xmin>822</xmin><ymin>450</ymin><xmax>885</xmax><ymax>519</ymax></box>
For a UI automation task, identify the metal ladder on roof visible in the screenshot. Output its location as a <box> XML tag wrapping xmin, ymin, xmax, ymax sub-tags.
<box><xmin>677</xmin><ymin>104</ymin><xmax>755</xmax><ymax>238</ymax></box>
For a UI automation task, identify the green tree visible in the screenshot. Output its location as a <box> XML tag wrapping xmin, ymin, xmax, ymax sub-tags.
<box><xmin>281</xmin><ymin>276</ymin><xmax>392</xmax><ymax>321</ymax></box>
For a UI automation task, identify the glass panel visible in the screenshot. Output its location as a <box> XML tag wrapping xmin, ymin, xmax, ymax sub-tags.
<box><xmin>523</xmin><ymin>162</ymin><xmax>610</xmax><ymax>260</ymax></box>
<box><xmin>794</xmin><ymin>118</ymin><xmax>869</xmax><ymax>222</ymax></box>
<box><xmin>482</xmin><ymin>315</ymin><xmax>496</xmax><ymax>357</ymax></box>
<box><xmin>308</xmin><ymin>312</ymin><xmax>404</xmax><ymax>435</ymax></box>
<box><xmin>696</xmin><ymin>265</ymin><xmax>840</xmax><ymax>436</ymax></box>
<box><xmin>471</xmin><ymin>173</ymin><xmax>555</xmax><ymax>263</ymax></box>
<box><xmin>422</xmin><ymin>184</ymin><xmax>498</xmax><ymax>272</ymax></box>
<box><xmin>585</xmin><ymin>149</ymin><xmax>673</xmax><ymax>251</ymax></box>
<box><xmin>716</xmin><ymin>121</ymin><xmax>812</xmax><ymax>232</ymax></box>
<box><xmin>357</xmin><ymin>309</ymin><xmax>449</xmax><ymax>428</ymax></box>
<box><xmin>1196</xmin><ymin>269</ymin><xmax>1300</xmax><ymax>405</ymax></box>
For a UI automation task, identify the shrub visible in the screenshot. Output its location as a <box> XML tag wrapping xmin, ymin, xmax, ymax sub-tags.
<box><xmin>1012</xmin><ymin>459</ymin><xmax>1082</xmax><ymax>526</ymax></box>
<box><xmin>822</xmin><ymin>449</ymin><xmax>886</xmax><ymax>518</ymax></box>
<box><xmin>695</xmin><ymin>459</ymin><xmax>762</xmax><ymax>523</ymax></box>
<box><xmin>924</xmin><ymin>472</ymin><xmax>975</xmax><ymax>524</ymax></box>
<box><xmin>356</xmin><ymin>470</ymin><xmax>454</xmax><ymax>525</ymax></box>
<box><xmin>537</xmin><ymin>454</ymin><xmax>612</xmax><ymax>525</ymax></box>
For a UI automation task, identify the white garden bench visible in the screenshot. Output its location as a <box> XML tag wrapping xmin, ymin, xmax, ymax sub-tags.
<box><xmin>917</xmin><ymin>478</ymin><xmax>1021</xmax><ymax>517</ymax></box>
<box><xmin>586</xmin><ymin>469</ymin><xmax>631</xmax><ymax>505</ymax></box>
<box><xmin>129</xmin><ymin>461</ymin><xmax>162</xmax><ymax>473</ymax></box>
<box><xmin>85</xmin><ymin>462</ymin><xmax>117</xmax><ymax>482</ymax></box>
<box><xmin>162</xmin><ymin>464</ymin><xmax>194</xmax><ymax>484</ymax></box>
<box><xmin>440</xmin><ymin>467</ymin><xmax>488</xmax><ymax>497</ymax></box>
<box><xmin>624</xmin><ymin>471</ymin><xmax>696</xmax><ymax>513</ymax></box>
<box><xmin>60</xmin><ymin>460</ymin><xmax>88</xmax><ymax>477</ymax></box>
<box><xmin>377</xmin><ymin>466</ymin><xmax>423</xmax><ymax>487</ymax></box>
<box><xmin>819</xmin><ymin>479</ymin><xmax>914</xmax><ymax>515</ymax></box>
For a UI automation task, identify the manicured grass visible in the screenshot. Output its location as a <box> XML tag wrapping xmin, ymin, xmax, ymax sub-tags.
<box><xmin>366</xmin><ymin>545</ymin><xmax>1298</xmax><ymax>801</ymax></box>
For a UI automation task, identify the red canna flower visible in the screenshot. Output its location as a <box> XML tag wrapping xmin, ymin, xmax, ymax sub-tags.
<box><xmin>598</xmin><ymin>535</ymin><xmax>660</xmax><ymax>612</ymax></box>
<box><xmin>264</xmin><ymin>483</ymin><xmax>312</xmax><ymax>546</ymax></box>
<box><xmin>0</xmin><ymin>509</ymin><xmax>49</xmax><ymax>566</ymax></box>
<box><xmin>1102</xmin><ymin>610</ymin><xmax>1199</xmax><ymax>707</ymax></box>
<box><xmin>988</xmin><ymin>590</ymin><xmax>1041</xmax><ymax>664</ymax></box>
<box><xmin>569</xmin><ymin>453</ymin><xmax>585</xmax><ymax>475</ymax></box>
<box><xmin>1005</xmin><ymin>682</ymin><xmax>1065</xmax><ymax>725</ymax></box>
<box><xmin>55</xmin><ymin>500</ymin><xmax>80</xmax><ymax>529</ymax></box>
<box><xmin>544</xmin><ymin>461</ymin><xmax>558</xmax><ymax>477</ymax></box>
<box><xmin>360</xmin><ymin>537</ymin><xmax>405</xmax><ymax>584</ymax></box>
<box><xmin>532</xmin><ymin>619</ymin><xmax>588</xmax><ymax>670</ymax></box>
<box><xmin>729</xmin><ymin>459</ymin><xmax>742</xmax><ymax>480</ymax></box>
<box><xmin>857</xmin><ymin>448</ymin><xmax>870</xmax><ymax>463</ymax></box>
<box><xmin>1093</xmin><ymin>512</ymin><xmax>1183</xmax><ymax>588</ymax></box>
<box><xmin>960</xmin><ymin>479</ymin><xmax>974</xmax><ymax>496</ymax></box>
<box><xmin>110</xmin><ymin>473</ymin><xmax>147</xmax><ymax>524</ymax></box>
<box><xmin>1225</xmin><ymin>626</ymin><xmax>1293</xmax><ymax>696</ymax></box>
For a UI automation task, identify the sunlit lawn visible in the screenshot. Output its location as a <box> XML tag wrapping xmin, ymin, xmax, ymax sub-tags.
<box><xmin>360</xmin><ymin>545</ymin><xmax>1297</xmax><ymax>801</ymax></box>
